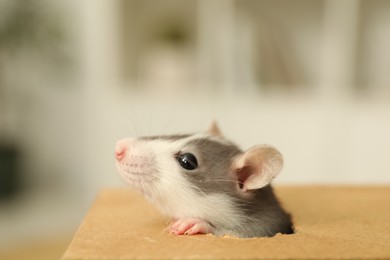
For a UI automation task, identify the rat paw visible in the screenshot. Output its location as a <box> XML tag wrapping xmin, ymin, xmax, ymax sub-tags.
<box><xmin>168</xmin><ymin>218</ymin><xmax>213</xmax><ymax>235</ymax></box>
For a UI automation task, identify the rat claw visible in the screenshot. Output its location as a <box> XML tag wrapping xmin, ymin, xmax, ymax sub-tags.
<box><xmin>165</xmin><ymin>219</ymin><xmax>180</xmax><ymax>234</ymax></box>
<box><xmin>184</xmin><ymin>222</ymin><xmax>208</xmax><ymax>235</ymax></box>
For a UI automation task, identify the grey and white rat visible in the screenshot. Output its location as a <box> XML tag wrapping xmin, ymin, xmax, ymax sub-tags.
<box><xmin>114</xmin><ymin>122</ymin><xmax>293</xmax><ymax>238</ymax></box>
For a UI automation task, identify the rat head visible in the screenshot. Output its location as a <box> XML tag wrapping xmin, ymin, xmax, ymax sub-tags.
<box><xmin>114</xmin><ymin>122</ymin><xmax>283</xmax><ymax>204</ymax></box>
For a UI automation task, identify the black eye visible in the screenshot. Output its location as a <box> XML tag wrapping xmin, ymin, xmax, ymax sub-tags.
<box><xmin>176</xmin><ymin>153</ymin><xmax>198</xmax><ymax>170</ymax></box>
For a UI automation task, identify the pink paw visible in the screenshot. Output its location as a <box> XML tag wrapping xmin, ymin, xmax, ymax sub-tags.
<box><xmin>167</xmin><ymin>218</ymin><xmax>213</xmax><ymax>235</ymax></box>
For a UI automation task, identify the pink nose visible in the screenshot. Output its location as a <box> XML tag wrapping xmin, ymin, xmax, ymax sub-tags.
<box><xmin>115</xmin><ymin>138</ymin><xmax>134</xmax><ymax>161</ymax></box>
<box><xmin>115</xmin><ymin>147</ymin><xmax>126</xmax><ymax>160</ymax></box>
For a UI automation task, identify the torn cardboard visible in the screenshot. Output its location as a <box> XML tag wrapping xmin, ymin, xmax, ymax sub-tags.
<box><xmin>63</xmin><ymin>186</ymin><xmax>390</xmax><ymax>259</ymax></box>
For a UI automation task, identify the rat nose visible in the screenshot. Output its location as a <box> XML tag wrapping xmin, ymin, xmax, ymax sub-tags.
<box><xmin>114</xmin><ymin>147</ymin><xmax>126</xmax><ymax>160</ymax></box>
<box><xmin>114</xmin><ymin>138</ymin><xmax>135</xmax><ymax>161</ymax></box>
<box><xmin>114</xmin><ymin>138</ymin><xmax>130</xmax><ymax>161</ymax></box>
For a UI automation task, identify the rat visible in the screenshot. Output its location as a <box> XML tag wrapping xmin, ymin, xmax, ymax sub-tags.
<box><xmin>114</xmin><ymin>122</ymin><xmax>293</xmax><ymax>238</ymax></box>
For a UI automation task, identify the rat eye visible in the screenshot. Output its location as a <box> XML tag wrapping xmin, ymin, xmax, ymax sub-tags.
<box><xmin>176</xmin><ymin>153</ymin><xmax>198</xmax><ymax>170</ymax></box>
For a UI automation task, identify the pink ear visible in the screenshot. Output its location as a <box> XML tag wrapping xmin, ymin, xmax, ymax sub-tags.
<box><xmin>207</xmin><ymin>120</ymin><xmax>223</xmax><ymax>136</ymax></box>
<box><xmin>234</xmin><ymin>145</ymin><xmax>283</xmax><ymax>191</ymax></box>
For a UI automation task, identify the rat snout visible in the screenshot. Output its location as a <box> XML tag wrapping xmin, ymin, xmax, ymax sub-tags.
<box><xmin>114</xmin><ymin>148</ymin><xmax>126</xmax><ymax>161</ymax></box>
<box><xmin>114</xmin><ymin>138</ymin><xmax>135</xmax><ymax>161</ymax></box>
<box><xmin>115</xmin><ymin>137</ymin><xmax>157</xmax><ymax>188</ymax></box>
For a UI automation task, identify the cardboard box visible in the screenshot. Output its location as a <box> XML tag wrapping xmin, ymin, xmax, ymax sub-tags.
<box><xmin>63</xmin><ymin>186</ymin><xmax>390</xmax><ymax>259</ymax></box>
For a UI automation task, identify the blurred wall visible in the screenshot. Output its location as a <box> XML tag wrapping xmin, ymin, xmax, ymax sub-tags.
<box><xmin>1</xmin><ymin>0</ymin><xmax>390</xmax><ymax>256</ymax></box>
<box><xmin>81</xmin><ymin>0</ymin><xmax>390</xmax><ymax>190</ymax></box>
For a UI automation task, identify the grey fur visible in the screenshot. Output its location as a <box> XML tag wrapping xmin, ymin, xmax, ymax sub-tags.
<box><xmin>139</xmin><ymin>134</ymin><xmax>191</xmax><ymax>142</ymax></box>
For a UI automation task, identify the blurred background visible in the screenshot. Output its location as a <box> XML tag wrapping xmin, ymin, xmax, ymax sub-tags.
<box><xmin>0</xmin><ymin>0</ymin><xmax>389</xmax><ymax>258</ymax></box>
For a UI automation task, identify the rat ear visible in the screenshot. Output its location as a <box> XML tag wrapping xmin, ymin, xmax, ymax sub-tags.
<box><xmin>233</xmin><ymin>145</ymin><xmax>283</xmax><ymax>192</ymax></box>
<box><xmin>207</xmin><ymin>120</ymin><xmax>223</xmax><ymax>136</ymax></box>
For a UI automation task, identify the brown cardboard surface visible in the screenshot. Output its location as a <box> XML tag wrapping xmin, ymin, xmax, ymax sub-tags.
<box><xmin>63</xmin><ymin>186</ymin><xmax>390</xmax><ymax>259</ymax></box>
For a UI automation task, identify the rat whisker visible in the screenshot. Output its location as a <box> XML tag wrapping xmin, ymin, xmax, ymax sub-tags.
<box><xmin>201</xmin><ymin>179</ymin><xmax>238</xmax><ymax>184</ymax></box>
